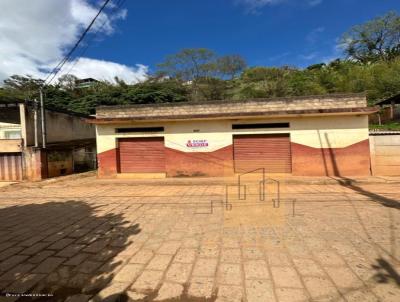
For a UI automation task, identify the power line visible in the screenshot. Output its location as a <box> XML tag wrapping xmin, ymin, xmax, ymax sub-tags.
<box><xmin>61</xmin><ymin>0</ymin><xmax>127</xmax><ymax>80</ymax></box>
<box><xmin>44</xmin><ymin>0</ymin><xmax>112</xmax><ymax>85</ymax></box>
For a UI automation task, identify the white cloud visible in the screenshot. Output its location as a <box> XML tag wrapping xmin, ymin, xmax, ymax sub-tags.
<box><xmin>60</xmin><ymin>58</ymin><xmax>148</xmax><ymax>84</ymax></box>
<box><xmin>236</xmin><ymin>0</ymin><xmax>323</xmax><ymax>12</ymax></box>
<box><xmin>306</xmin><ymin>26</ymin><xmax>325</xmax><ymax>44</ymax></box>
<box><xmin>0</xmin><ymin>0</ymin><xmax>147</xmax><ymax>85</ymax></box>
<box><xmin>308</xmin><ymin>0</ymin><xmax>322</xmax><ymax>7</ymax></box>
<box><xmin>299</xmin><ymin>52</ymin><xmax>319</xmax><ymax>60</ymax></box>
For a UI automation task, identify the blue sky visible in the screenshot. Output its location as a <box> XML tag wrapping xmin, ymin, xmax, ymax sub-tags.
<box><xmin>89</xmin><ymin>0</ymin><xmax>400</xmax><ymax>72</ymax></box>
<box><xmin>1</xmin><ymin>0</ymin><xmax>400</xmax><ymax>83</ymax></box>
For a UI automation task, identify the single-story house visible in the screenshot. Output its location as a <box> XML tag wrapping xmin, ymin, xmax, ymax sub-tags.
<box><xmin>90</xmin><ymin>93</ymin><xmax>377</xmax><ymax>178</ymax></box>
<box><xmin>0</xmin><ymin>97</ymin><xmax>96</xmax><ymax>181</ymax></box>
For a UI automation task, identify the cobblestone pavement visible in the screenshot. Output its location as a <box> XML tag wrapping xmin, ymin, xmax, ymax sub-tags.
<box><xmin>0</xmin><ymin>176</ymin><xmax>399</xmax><ymax>301</ymax></box>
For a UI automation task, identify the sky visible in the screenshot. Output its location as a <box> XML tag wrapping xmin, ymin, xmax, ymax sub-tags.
<box><xmin>1</xmin><ymin>0</ymin><xmax>400</xmax><ymax>84</ymax></box>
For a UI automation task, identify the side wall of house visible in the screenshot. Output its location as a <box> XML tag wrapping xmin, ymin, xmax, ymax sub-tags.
<box><xmin>370</xmin><ymin>135</ymin><xmax>400</xmax><ymax>176</ymax></box>
<box><xmin>24</xmin><ymin>108</ymin><xmax>95</xmax><ymax>146</ymax></box>
<box><xmin>96</xmin><ymin>115</ymin><xmax>370</xmax><ymax>177</ymax></box>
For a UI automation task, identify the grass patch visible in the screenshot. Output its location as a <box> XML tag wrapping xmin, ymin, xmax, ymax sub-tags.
<box><xmin>370</xmin><ymin>121</ymin><xmax>400</xmax><ymax>130</ymax></box>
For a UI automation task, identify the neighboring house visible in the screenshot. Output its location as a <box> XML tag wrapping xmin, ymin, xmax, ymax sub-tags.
<box><xmin>372</xmin><ymin>93</ymin><xmax>400</xmax><ymax>123</ymax></box>
<box><xmin>91</xmin><ymin>93</ymin><xmax>377</xmax><ymax>178</ymax></box>
<box><xmin>0</xmin><ymin>97</ymin><xmax>96</xmax><ymax>181</ymax></box>
<box><xmin>75</xmin><ymin>78</ymin><xmax>98</xmax><ymax>89</ymax></box>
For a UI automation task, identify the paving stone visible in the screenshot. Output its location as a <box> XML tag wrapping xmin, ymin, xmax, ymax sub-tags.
<box><xmin>158</xmin><ymin>241</ymin><xmax>181</xmax><ymax>255</ymax></box>
<box><xmin>216</xmin><ymin>285</ymin><xmax>243</xmax><ymax>302</ymax></box>
<box><xmin>0</xmin><ymin>263</ymin><xmax>34</xmax><ymax>282</ymax></box>
<box><xmin>303</xmin><ymin>276</ymin><xmax>340</xmax><ymax>300</ymax></box>
<box><xmin>0</xmin><ymin>247</ymin><xmax>24</xmax><ymax>261</ymax></box>
<box><xmin>4</xmin><ymin>273</ymin><xmax>45</xmax><ymax>294</ymax></box>
<box><xmin>64</xmin><ymin>253</ymin><xmax>90</xmax><ymax>266</ymax></box>
<box><xmin>154</xmin><ymin>282</ymin><xmax>184</xmax><ymax>301</ymax></box>
<box><xmin>292</xmin><ymin>258</ymin><xmax>325</xmax><ymax>277</ymax></box>
<box><xmin>244</xmin><ymin>260</ymin><xmax>270</xmax><ymax>280</ymax></box>
<box><xmin>270</xmin><ymin>266</ymin><xmax>303</xmax><ymax>288</ymax></box>
<box><xmin>165</xmin><ymin>262</ymin><xmax>192</xmax><ymax>283</ymax></box>
<box><xmin>129</xmin><ymin>249</ymin><xmax>154</xmax><ymax>264</ymax></box>
<box><xmin>242</xmin><ymin>247</ymin><xmax>264</xmax><ymax>260</ymax></box>
<box><xmin>188</xmin><ymin>276</ymin><xmax>215</xmax><ymax>299</ymax></box>
<box><xmin>192</xmin><ymin>258</ymin><xmax>218</xmax><ymax>277</ymax></box>
<box><xmin>267</xmin><ymin>251</ymin><xmax>292</xmax><ymax>266</ymax></box>
<box><xmin>325</xmin><ymin>266</ymin><xmax>364</xmax><ymax>290</ymax></box>
<box><xmin>65</xmin><ymin>294</ymin><xmax>91</xmax><ymax>302</ymax></box>
<box><xmin>48</xmin><ymin>238</ymin><xmax>76</xmax><ymax>250</ymax></box>
<box><xmin>314</xmin><ymin>250</ymin><xmax>346</xmax><ymax>266</ymax></box>
<box><xmin>218</xmin><ymin>263</ymin><xmax>242</xmax><ymax>286</ymax></box>
<box><xmin>199</xmin><ymin>245</ymin><xmax>220</xmax><ymax>258</ymax></box>
<box><xmin>275</xmin><ymin>288</ymin><xmax>309</xmax><ymax>302</ymax></box>
<box><xmin>246</xmin><ymin>279</ymin><xmax>276</xmax><ymax>302</ymax></box>
<box><xmin>131</xmin><ymin>270</ymin><xmax>163</xmax><ymax>292</ymax></box>
<box><xmin>113</xmin><ymin>264</ymin><xmax>143</xmax><ymax>282</ymax></box>
<box><xmin>174</xmin><ymin>248</ymin><xmax>197</xmax><ymax>264</ymax></box>
<box><xmin>220</xmin><ymin>248</ymin><xmax>241</xmax><ymax>263</ymax></box>
<box><xmin>78</xmin><ymin>260</ymin><xmax>102</xmax><ymax>274</ymax></box>
<box><xmin>90</xmin><ymin>281</ymin><xmax>130</xmax><ymax>302</ymax></box>
<box><xmin>19</xmin><ymin>236</ymin><xmax>44</xmax><ymax>247</ymax></box>
<box><xmin>56</xmin><ymin>244</ymin><xmax>85</xmax><ymax>258</ymax></box>
<box><xmin>32</xmin><ymin>257</ymin><xmax>65</xmax><ymax>274</ymax></box>
<box><xmin>0</xmin><ymin>255</ymin><xmax>29</xmax><ymax>272</ymax></box>
<box><xmin>84</xmin><ymin>239</ymin><xmax>109</xmax><ymax>253</ymax></box>
<box><xmin>146</xmin><ymin>254</ymin><xmax>173</xmax><ymax>271</ymax></box>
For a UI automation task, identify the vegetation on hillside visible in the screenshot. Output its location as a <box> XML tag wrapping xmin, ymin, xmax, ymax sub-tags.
<box><xmin>1</xmin><ymin>11</ymin><xmax>400</xmax><ymax>115</ymax></box>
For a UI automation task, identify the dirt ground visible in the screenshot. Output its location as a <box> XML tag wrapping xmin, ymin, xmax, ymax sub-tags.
<box><xmin>0</xmin><ymin>174</ymin><xmax>399</xmax><ymax>302</ymax></box>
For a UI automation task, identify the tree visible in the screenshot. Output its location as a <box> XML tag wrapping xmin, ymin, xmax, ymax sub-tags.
<box><xmin>216</xmin><ymin>55</ymin><xmax>247</xmax><ymax>79</ymax></box>
<box><xmin>57</xmin><ymin>74</ymin><xmax>78</xmax><ymax>91</ymax></box>
<box><xmin>157</xmin><ymin>48</ymin><xmax>216</xmax><ymax>81</ymax></box>
<box><xmin>341</xmin><ymin>11</ymin><xmax>400</xmax><ymax>63</ymax></box>
<box><xmin>3</xmin><ymin>75</ymin><xmax>44</xmax><ymax>99</ymax></box>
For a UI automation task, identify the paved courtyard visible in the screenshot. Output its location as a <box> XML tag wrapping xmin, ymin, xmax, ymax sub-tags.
<box><xmin>0</xmin><ymin>175</ymin><xmax>399</xmax><ymax>301</ymax></box>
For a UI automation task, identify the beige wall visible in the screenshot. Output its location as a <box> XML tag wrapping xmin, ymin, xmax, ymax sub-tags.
<box><xmin>96</xmin><ymin>115</ymin><xmax>369</xmax><ymax>154</ymax></box>
<box><xmin>370</xmin><ymin>135</ymin><xmax>400</xmax><ymax>176</ymax></box>
<box><xmin>24</xmin><ymin>107</ymin><xmax>95</xmax><ymax>146</ymax></box>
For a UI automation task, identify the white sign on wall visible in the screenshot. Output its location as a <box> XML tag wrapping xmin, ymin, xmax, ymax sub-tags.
<box><xmin>186</xmin><ymin>139</ymin><xmax>209</xmax><ymax>148</ymax></box>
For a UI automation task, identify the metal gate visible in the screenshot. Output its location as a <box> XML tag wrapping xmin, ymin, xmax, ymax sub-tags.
<box><xmin>233</xmin><ymin>134</ymin><xmax>292</xmax><ymax>173</ymax></box>
<box><xmin>0</xmin><ymin>153</ymin><xmax>23</xmax><ymax>181</ymax></box>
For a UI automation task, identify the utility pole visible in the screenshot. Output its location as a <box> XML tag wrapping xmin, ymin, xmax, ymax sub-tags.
<box><xmin>33</xmin><ymin>98</ymin><xmax>39</xmax><ymax>148</ymax></box>
<box><xmin>39</xmin><ymin>88</ymin><xmax>47</xmax><ymax>149</ymax></box>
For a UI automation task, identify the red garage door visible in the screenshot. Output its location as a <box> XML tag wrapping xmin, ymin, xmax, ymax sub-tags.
<box><xmin>118</xmin><ymin>137</ymin><xmax>165</xmax><ymax>173</ymax></box>
<box><xmin>233</xmin><ymin>134</ymin><xmax>292</xmax><ymax>173</ymax></box>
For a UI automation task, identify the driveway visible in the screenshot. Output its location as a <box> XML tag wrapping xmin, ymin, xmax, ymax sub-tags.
<box><xmin>0</xmin><ymin>175</ymin><xmax>399</xmax><ymax>301</ymax></box>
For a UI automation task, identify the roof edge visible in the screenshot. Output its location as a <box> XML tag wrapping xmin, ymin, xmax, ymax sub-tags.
<box><xmin>96</xmin><ymin>93</ymin><xmax>367</xmax><ymax>111</ymax></box>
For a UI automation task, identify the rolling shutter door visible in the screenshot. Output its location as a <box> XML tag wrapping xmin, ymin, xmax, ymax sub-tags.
<box><xmin>0</xmin><ymin>153</ymin><xmax>23</xmax><ymax>181</ymax></box>
<box><xmin>118</xmin><ymin>137</ymin><xmax>165</xmax><ymax>173</ymax></box>
<box><xmin>233</xmin><ymin>134</ymin><xmax>292</xmax><ymax>173</ymax></box>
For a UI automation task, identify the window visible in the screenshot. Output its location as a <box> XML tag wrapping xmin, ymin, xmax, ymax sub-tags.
<box><xmin>116</xmin><ymin>127</ymin><xmax>164</xmax><ymax>133</ymax></box>
<box><xmin>232</xmin><ymin>123</ymin><xmax>289</xmax><ymax>130</ymax></box>
<box><xmin>4</xmin><ymin>130</ymin><xmax>22</xmax><ymax>139</ymax></box>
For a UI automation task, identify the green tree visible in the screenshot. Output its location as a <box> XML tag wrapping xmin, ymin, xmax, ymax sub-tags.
<box><xmin>341</xmin><ymin>11</ymin><xmax>400</xmax><ymax>63</ymax></box>
<box><xmin>216</xmin><ymin>55</ymin><xmax>247</xmax><ymax>79</ymax></box>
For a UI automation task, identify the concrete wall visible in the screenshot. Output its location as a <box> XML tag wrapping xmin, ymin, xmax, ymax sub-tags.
<box><xmin>24</xmin><ymin>107</ymin><xmax>95</xmax><ymax>146</ymax></box>
<box><xmin>96</xmin><ymin>115</ymin><xmax>370</xmax><ymax>178</ymax></box>
<box><xmin>370</xmin><ymin>135</ymin><xmax>400</xmax><ymax>176</ymax></box>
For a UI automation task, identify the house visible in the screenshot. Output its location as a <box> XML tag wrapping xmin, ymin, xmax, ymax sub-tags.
<box><xmin>0</xmin><ymin>97</ymin><xmax>96</xmax><ymax>181</ymax></box>
<box><xmin>373</xmin><ymin>93</ymin><xmax>400</xmax><ymax>123</ymax></box>
<box><xmin>75</xmin><ymin>78</ymin><xmax>98</xmax><ymax>89</ymax></box>
<box><xmin>91</xmin><ymin>93</ymin><xmax>377</xmax><ymax>178</ymax></box>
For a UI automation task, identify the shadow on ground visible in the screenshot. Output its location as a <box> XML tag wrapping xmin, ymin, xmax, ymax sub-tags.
<box><xmin>372</xmin><ymin>258</ymin><xmax>400</xmax><ymax>286</ymax></box>
<box><xmin>0</xmin><ymin>200</ymin><xmax>140</xmax><ymax>301</ymax></box>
